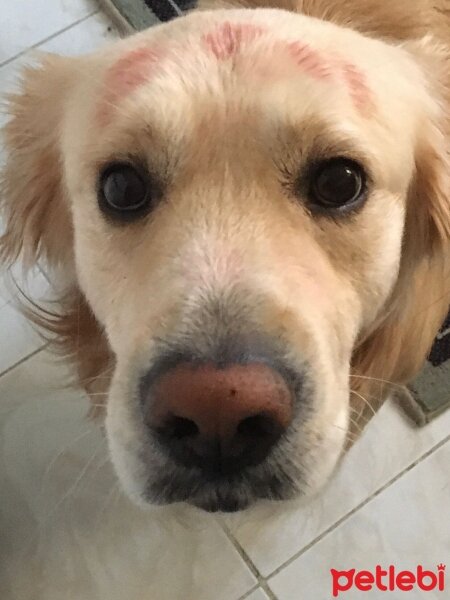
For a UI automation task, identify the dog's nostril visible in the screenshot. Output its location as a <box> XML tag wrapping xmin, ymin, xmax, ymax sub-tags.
<box><xmin>145</xmin><ymin>360</ymin><xmax>294</xmax><ymax>473</ymax></box>
<box><xmin>237</xmin><ymin>414</ymin><xmax>276</xmax><ymax>438</ymax></box>
<box><xmin>163</xmin><ymin>416</ymin><xmax>199</xmax><ymax>440</ymax></box>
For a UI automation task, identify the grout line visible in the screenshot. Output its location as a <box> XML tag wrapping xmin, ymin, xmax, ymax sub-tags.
<box><xmin>237</xmin><ymin>585</ymin><xmax>260</xmax><ymax>600</ymax></box>
<box><xmin>259</xmin><ymin>584</ymin><xmax>277</xmax><ymax>600</ymax></box>
<box><xmin>264</xmin><ymin>585</ymin><xmax>278</xmax><ymax>600</ymax></box>
<box><xmin>0</xmin><ymin>344</ymin><xmax>47</xmax><ymax>378</ymax></box>
<box><xmin>238</xmin><ymin>581</ymin><xmax>277</xmax><ymax>600</ymax></box>
<box><xmin>222</xmin><ymin>522</ymin><xmax>262</xmax><ymax>582</ymax></box>
<box><xmin>258</xmin><ymin>582</ymin><xmax>277</xmax><ymax>600</ymax></box>
<box><xmin>238</xmin><ymin>584</ymin><xmax>278</xmax><ymax>600</ymax></box>
<box><xmin>265</xmin><ymin>433</ymin><xmax>450</xmax><ymax>581</ymax></box>
<box><xmin>0</xmin><ymin>10</ymin><xmax>98</xmax><ymax>70</ymax></box>
<box><xmin>222</xmin><ymin>522</ymin><xmax>278</xmax><ymax>600</ymax></box>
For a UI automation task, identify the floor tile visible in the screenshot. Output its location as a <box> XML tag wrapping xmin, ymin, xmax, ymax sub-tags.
<box><xmin>41</xmin><ymin>9</ymin><xmax>119</xmax><ymax>54</ymax></box>
<box><xmin>268</xmin><ymin>441</ymin><xmax>450</xmax><ymax>600</ymax></box>
<box><xmin>223</xmin><ymin>401</ymin><xmax>450</xmax><ymax>577</ymax></box>
<box><xmin>0</xmin><ymin>301</ymin><xmax>45</xmax><ymax>374</ymax></box>
<box><xmin>0</xmin><ymin>351</ymin><xmax>256</xmax><ymax>600</ymax></box>
<box><xmin>0</xmin><ymin>11</ymin><xmax>118</xmax><ymax>119</ymax></box>
<box><xmin>0</xmin><ymin>0</ymin><xmax>97</xmax><ymax>65</ymax></box>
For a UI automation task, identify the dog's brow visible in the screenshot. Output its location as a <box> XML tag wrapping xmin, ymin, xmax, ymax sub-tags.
<box><xmin>203</xmin><ymin>21</ymin><xmax>266</xmax><ymax>60</ymax></box>
<box><xmin>98</xmin><ymin>45</ymin><xmax>164</xmax><ymax>124</ymax></box>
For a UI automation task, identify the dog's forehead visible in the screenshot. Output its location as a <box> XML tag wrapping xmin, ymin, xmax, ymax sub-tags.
<box><xmin>87</xmin><ymin>6</ymin><xmax>429</xmax><ymax>162</ymax></box>
<box><xmin>94</xmin><ymin>9</ymin><xmax>392</xmax><ymax>125</ymax></box>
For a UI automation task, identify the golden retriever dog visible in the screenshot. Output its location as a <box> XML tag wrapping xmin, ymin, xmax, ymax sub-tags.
<box><xmin>1</xmin><ymin>0</ymin><xmax>449</xmax><ymax>512</ymax></box>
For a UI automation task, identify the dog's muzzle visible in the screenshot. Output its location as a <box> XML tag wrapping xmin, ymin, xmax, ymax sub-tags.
<box><xmin>138</xmin><ymin>336</ymin><xmax>306</xmax><ymax>512</ymax></box>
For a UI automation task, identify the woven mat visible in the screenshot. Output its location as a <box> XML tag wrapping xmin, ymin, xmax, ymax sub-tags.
<box><xmin>99</xmin><ymin>0</ymin><xmax>196</xmax><ymax>33</ymax></box>
<box><xmin>402</xmin><ymin>315</ymin><xmax>450</xmax><ymax>425</ymax></box>
<box><xmin>97</xmin><ymin>0</ymin><xmax>450</xmax><ymax>425</ymax></box>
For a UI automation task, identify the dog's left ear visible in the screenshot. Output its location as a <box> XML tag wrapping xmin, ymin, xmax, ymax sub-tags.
<box><xmin>0</xmin><ymin>54</ymin><xmax>76</xmax><ymax>271</ymax></box>
<box><xmin>1</xmin><ymin>55</ymin><xmax>113</xmax><ymax>400</ymax></box>
<box><xmin>350</xmin><ymin>36</ymin><xmax>450</xmax><ymax>427</ymax></box>
<box><xmin>402</xmin><ymin>36</ymin><xmax>450</xmax><ymax>256</ymax></box>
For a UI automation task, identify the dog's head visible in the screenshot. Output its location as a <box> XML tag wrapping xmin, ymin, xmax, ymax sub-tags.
<box><xmin>2</xmin><ymin>8</ymin><xmax>449</xmax><ymax>511</ymax></box>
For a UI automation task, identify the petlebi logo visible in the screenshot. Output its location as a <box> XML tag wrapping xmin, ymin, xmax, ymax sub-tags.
<box><xmin>331</xmin><ymin>564</ymin><xmax>446</xmax><ymax>597</ymax></box>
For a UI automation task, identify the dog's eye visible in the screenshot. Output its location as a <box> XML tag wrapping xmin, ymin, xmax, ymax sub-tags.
<box><xmin>98</xmin><ymin>163</ymin><xmax>155</xmax><ymax>220</ymax></box>
<box><xmin>309</xmin><ymin>159</ymin><xmax>366</xmax><ymax>212</ymax></box>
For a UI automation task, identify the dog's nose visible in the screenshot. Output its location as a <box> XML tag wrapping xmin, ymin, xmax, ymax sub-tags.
<box><xmin>144</xmin><ymin>362</ymin><xmax>293</xmax><ymax>474</ymax></box>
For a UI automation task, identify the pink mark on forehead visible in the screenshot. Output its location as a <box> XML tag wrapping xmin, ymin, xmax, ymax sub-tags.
<box><xmin>286</xmin><ymin>41</ymin><xmax>375</xmax><ymax>116</ymax></box>
<box><xmin>203</xmin><ymin>21</ymin><xmax>266</xmax><ymax>60</ymax></box>
<box><xmin>338</xmin><ymin>60</ymin><xmax>375</xmax><ymax>117</ymax></box>
<box><xmin>202</xmin><ymin>22</ymin><xmax>375</xmax><ymax>117</ymax></box>
<box><xmin>97</xmin><ymin>22</ymin><xmax>375</xmax><ymax>125</ymax></box>
<box><xmin>97</xmin><ymin>45</ymin><xmax>164</xmax><ymax>125</ymax></box>
<box><xmin>286</xmin><ymin>41</ymin><xmax>333</xmax><ymax>81</ymax></box>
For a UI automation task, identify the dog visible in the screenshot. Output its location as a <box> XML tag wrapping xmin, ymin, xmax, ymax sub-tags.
<box><xmin>1</xmin><ymin>0</ymin><xmax>449</xmax><ymax>513</ymax></box>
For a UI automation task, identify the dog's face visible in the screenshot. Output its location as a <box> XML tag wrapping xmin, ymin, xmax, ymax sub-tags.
<box><xmin>2</xmin><ymin>8</ymin><xmax>450</xmax><ymax>512</ymax></box>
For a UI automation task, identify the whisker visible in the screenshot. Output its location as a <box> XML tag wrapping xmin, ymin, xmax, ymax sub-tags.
<box><xmin>67</xmin><ymin>454</ymin><xmax>112</xmax><ymax>509</ymax></box>
<box><xmin>93</xmin><ymin>482</ymin><xmax>122</xmax><ymax>531</ymax></box>
<box><xmin>38</xmin><ymin>427</ymin><xmax>97</xmax><ymax>498</ymax></box>
<box><xmin>350</xmin><ymin>389</ymin><xmax>378</xmax><ymax>418</ymax></box>
<box><xmin>350</xmin><ymin>373</ymin><xmax>404</xmax><ymax>390</ymax></box>
<box><xmin>349</xmin><ymin>414</ymin><xmax>368</xmax><ymax>432</ymax></box>
<box><xmin>16</xmin><ymin>438</ymin><xmax>108</xmax><ymax>565</ymax></box>
<box><xmin>45</xmin><ymin>439</ymin><xmax>108</xmax><ymax>519</ymax></box>
<box><xmin>347</xmin><ymin>410</ymin><xmax>368</xmax><ymax>431</ymax></box>
<box><xmin>332</xmin><ymin>423</ymin><xmax>358</xmax><ymax>443</ymax></box>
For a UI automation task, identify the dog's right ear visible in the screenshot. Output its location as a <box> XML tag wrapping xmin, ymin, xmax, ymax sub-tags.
<box><xmin>0</xmin><ymin>54</ymin><xmax>75</xmax><ymax>271</ymax></box>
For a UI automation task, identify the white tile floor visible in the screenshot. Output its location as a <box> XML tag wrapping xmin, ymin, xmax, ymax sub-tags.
<box><xmin>0</xmin><ymin>3</ymin><xmax>449</xmax><ymax>599</ymax></box>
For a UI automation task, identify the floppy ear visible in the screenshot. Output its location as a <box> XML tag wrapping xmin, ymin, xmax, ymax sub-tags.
<box><xmin>0</xmin><ymin>54</ymin><xmax>74</xmax><ymax>270</ymax></box>
<box><xmin>350</xmin><ymin>39</ymin><xmax>450</xmax><ymax>432</ymax></box>
<box><xmin>1</xmin><ymin>55</ymin><xmax>114</xmax><ymax>404</ymax></box>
